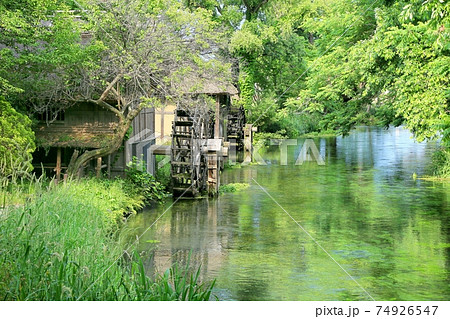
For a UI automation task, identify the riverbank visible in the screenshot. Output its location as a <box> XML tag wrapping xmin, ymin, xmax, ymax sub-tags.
<box><xmin>0</xmin><ymin>178</ymin><xmax>215</xmax><ymax>300</ymax></box>
<box><xmin>253</xmin><ymin>127</ymin><xmax>450</xmax><ymax>180</ymax></box>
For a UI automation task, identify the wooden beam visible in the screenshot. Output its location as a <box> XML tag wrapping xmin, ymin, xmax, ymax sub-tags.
<box><xmin>96</xmin><ymin>157</ymin><xmax>102</xmax><ymax>178</ymax></box>
<box><xmin>107</xmin><ymin>154</ymin><xmax>111</xmax><ymax>178</ymax></box>
<box><xmin>243</xmin><ymin>124</ymin><xmax>252</xmax><ymax>163</ymax></box>
<box><xmin>161</xmin><ymin>107</ymin><xmax>165</xmax><ymax>139</ymax></box>
<box><xmin>214</xmin><ymin>96</ymin><xmax>220</xmax><ymax>138</ymax></box>
<box><xmin>55</xmin><ymin>147</ymin><xmax>61</xmax><ymax>182</ymax></box>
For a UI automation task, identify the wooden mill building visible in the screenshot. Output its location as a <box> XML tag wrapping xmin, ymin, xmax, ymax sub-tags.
<box><xmin>154</xmin><ymin>77</ymin><xmax>239</xmax><ymax>143</ymax></box>
<box><xmin>33</xmin><ymin>102</ymin><xmax>155</xmax><ymax>179</ymax></box>
<box><xmin>33</xmin><ymin>76</ymin><xmax>239</xmax><ymax>180</ymax></box>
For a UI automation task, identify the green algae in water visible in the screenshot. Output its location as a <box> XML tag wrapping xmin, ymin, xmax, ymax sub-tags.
<box><xmin>219</xmin><ymin>183</ymin><xmax>250</xmax><ymax>194</ymax></box>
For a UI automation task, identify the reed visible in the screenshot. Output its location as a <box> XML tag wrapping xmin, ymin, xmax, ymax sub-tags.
<box><xmin>0</xmin><ymin>179</ymin><xmax>214</xmax><ymax>300</ymax></box>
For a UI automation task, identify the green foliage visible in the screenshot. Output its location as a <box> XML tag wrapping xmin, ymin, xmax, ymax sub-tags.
<box><xmin>70</xmin><ymin>178</ymin><xmax>145</xmax><ymax>227</ymax></box>
<box><xmin>194</xmin><ymin>0</ymin><xmax>449</xmax><ymax>145</ymax></box>
<box><xmin>0</xmin><ymin>179</ymin><xmax>214</xmax><ymax>300</ymax></box>
<box><xmin>289</xmin><ymin>0</ymin><xmax>449</xmax><ymax>141</ymax></box>
<box><xmin>0</xmin><ymin>0</ymin><xmax>86</xmax><ymax>104</ymax></box>
<box><xmin>236</xmin><ymin>68</ymin><xmax>255</xmax><ymax>112</ymax></box>
<box><xmin>216</xmin><ymin>1</ymin><xmax>307</xmax><ymax>135</ymax></box>
<box><xmin>0</xmin><ymin>97</ymin><xmax>35</xmax><ymax>180</ymax></box>
<box><xmin>230</xmin><ymin>24</ymin><xmax>264</xmax><ymax>56</ymax></box>
<box><xmin>430</xmin><ymin>148</ymin><xmax>450</xmax><ymax>178</ymax></box>
<box><xmin>155</xmin><ymin>155</ymin><xmax>171</xmax><ymax>191</ymax></box>
<box><xmin>253</xmin><ymin>131</ymin><xmax>287</xmax><ymax>149</ymax></box>
<box><xmin>371</xmin><ymin>19</ymin><xmax>449</xmax><ymax>142</ymax></box>
<box><xmin>125</xmin><ymin>157</ymin><xmax>168</xmax><ymax>205</ymax></box>
<box><xmin>148</xmin><ymin>260</ymin><xmax>216</xmax><ymax>301</ymax></box>
<box><xmin>219</xmin><ymin>183</ymin><xmax>250</xmax><ymax>194</ymax></box>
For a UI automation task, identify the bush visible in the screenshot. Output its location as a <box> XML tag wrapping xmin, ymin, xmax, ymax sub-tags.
<box><xmin>431</xmin><ymin>148</ymin><xmax>450</xmax><ymax>178</ymax></box>
<box><xmin>125</xmin><ymin>157</ymin><xmax>167</xmax><ymax>204</ymax></box>
<box><xmin>219</xmin><ymin>183</ymin><xmax>250</xmax><ymax>194</ymax></box>
<box><xmin>69</xmin><ymin>178</ymin><xmax>145</xmax><ymax>227</ymax></box>
<box><xmin>253</xmin><ymin>131</ymin><xmax>288</xmax><ymax>150</ymax></box>
<box><xmin>155</xmin><ymin>155</ymin><xmax>171</xmax><ymax>191</ymax></box>
<box><xmin>0</xmin><ymin>97</ymin><xmax>35</xmax><ymax>182</ymax></box>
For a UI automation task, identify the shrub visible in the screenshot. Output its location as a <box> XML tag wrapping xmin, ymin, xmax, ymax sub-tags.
<box><xmin>253</xmin><ymin>131</ymin><xmax>288</xmax><ymax>150</ymax></box>
<box><xmin>0</xmin><ymin>97</ymin><xmax>35</xmax><ymax>182</ymax></box>
<box><xmin>155</xmin><ymin>155</ymin><xmax>171</xmax><ymax>191</ymax></box>
<box><xmin>431</xmin><ymin>147</ymin><xmax>450</xmax><ymax>178</ymax></box>
<box><xmin>125</xmin><ymin>157</ymin><xmax>167</xmax><ymax>204</ymax></box>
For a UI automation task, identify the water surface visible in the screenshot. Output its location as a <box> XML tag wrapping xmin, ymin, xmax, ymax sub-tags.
<box><xmin>124</xmin><ymin>126</ymin><xmax>449</xmax><ymax>300</ymax></box>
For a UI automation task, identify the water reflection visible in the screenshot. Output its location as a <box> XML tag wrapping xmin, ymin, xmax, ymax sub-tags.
<box><xmin>124</xmin><ymin>126</ymin><xmax>449</xmax><ymax>300</ymax></box>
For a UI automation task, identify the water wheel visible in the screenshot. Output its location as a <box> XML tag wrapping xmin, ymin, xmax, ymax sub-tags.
<box><xmin>227</xmin><ymin>106</ymin><xmax>245</xmax><ymax>150</ymax></box>
<box><xmin>171</xmin><ymin>108</ymin><xmax>209</xmax><ymax>197</ymax></box>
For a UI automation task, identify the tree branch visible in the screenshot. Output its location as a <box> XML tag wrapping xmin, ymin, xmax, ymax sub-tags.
<box><xmin>215</xmin><ymin>5</ymin><xmax>222</xmax><ymax>15</ymax></box>
<box><xmin>99</xmin><ymin>73</ymin><xmax>123</xmax><ymax>101</ymax></box>
<box><xmin>125</xmin><ymin>101</ymin><xmax>145</xmax><ymax>122</ymax></box>
<box><xmin>253</xmin><ymin>0</ymin><xmax>269</xmax><ymax>15</ymax></box>
<box><xmin>89</xmin><ymin>99</ymin><xmax>123</xmax><ymax>119</ymax></box>
<box><xmin>110</xmin><ymin>86</ymin><xmax>126</xmax><ymax>107</ymax></box>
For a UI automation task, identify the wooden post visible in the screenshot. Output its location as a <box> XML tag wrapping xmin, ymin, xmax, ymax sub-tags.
<box><xmin>243</xmin><ymin>124</ymin><xmax>252</xmax><ymax>163</ymax></box>
<box><xmin>55</xmin><ymin>147</ymin><xmax>61</xmax><ymax>182</ymax></box>
<box><xmin>160</xmin><ymin>107</ymin><xmax>164</xmax><ymax>139</ymax></box>
<box><xmin>207</xmin><ymin>139</ymin><xmax>221</xmax><ymax>196</ymax></box>
<box><xmin>207</xmin><ymin>152</ymin><xmax>218</xmax><ymax>196</ymax></box>
<box><xmin>214</xmin><ymin>96</ymin><xmax>220</xmax><ymax>139</ymax></box>
<box><xmin>96</xmin><ymin>157</ymin><xmax>102</xmax><ymax>178</ymax></box>
<box><xmin>107</xmin><ymin>154</ymin><xmax>111</xmax><ymax>178</ymax></box>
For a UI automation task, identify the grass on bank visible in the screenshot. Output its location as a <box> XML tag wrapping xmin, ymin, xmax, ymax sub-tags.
<box><xmin>219</xmin><ymin>183</ymin><xmax>250</xmax><ymax>194</ymax></box>
<box><xmin>299</xmin><ymin>130</ymin><xmax>337</xmax><ymax>138</ymax></box>
<box><xmin>0</xmin><ymin>178</ymin><xmax>215</xmax><ymax>300</ymax></box>
<box><xmin>252</xmin><ymin>130</ymin><xmax>337</xmax><ymax>151</ymax></box>
<box><xmin>430</xmin><ymin>148</ymin><xmax>450</xmax><ymax>179</ymax></box>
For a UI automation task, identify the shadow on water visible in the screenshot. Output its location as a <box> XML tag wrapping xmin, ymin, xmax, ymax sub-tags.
<box><xmin>123</xmin><ymin>126</ymin><xmax>449</xmax><ymax>301</ymax></box>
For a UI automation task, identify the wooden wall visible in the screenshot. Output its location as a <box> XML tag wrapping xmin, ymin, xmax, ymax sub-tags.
<box><xmin>34</xmin><ymin>103</ymin><xmax>156</xmax><ymax>177</ymax></box>
<box><xmin>131</xmin><ymin>107</ymin><xmax>155</xmax><ymax>138</ymax></box>
<box><xmin>65</xmin><ymin>102</ymin><xmax>117</xmax><ymax>127</ymax></box>
<box><xmin>154</xmin><ymin>104</ymin><xmax>176</xmax><ymax>143</ymax></box>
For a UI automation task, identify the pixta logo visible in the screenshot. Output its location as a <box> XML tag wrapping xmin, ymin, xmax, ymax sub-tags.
<box><xmin>127</xmin><ymin>129</ymin><xmax>326</xmax><ymax>172</ymax></box>
<box><xmin>246</xmin><ymin>138</ymin><xmax>325</xmax><ymax>166</ymax></box>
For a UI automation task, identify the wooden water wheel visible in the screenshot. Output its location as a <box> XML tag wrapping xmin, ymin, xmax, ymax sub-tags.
<box><xmin>171</xmin><ymin>108</ymin><xmax>209</xmax><ymax>197</ymax></box>
<box><xmin>227</xmin><ymin>106</ymin><xmax>245</xmax><ymax>150</ymax></box>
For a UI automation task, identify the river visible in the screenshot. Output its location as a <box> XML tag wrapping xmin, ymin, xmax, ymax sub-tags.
<box><xmin>124</xmin><ymin>126</ymin><xmax>449</xmax><ymax>301</ymax></box>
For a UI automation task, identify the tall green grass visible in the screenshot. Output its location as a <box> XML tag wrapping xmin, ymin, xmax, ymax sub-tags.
<box><xmin>0</xmin><ymin>179</ymin><xmax>215</xmax><ymax>300</ymax></box>
<box><xmin>431</xmin><ymin>147</ymin><xmax>450</xmax><ymax>178</ymax></box>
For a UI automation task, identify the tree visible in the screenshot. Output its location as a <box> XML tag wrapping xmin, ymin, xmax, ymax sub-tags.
<box><xmin>0</xmin><ymin>0</ymin><xmax>59</xmax><ymax>180</ymax></box>
<box><xmin>0</xmin><ymin>0</ymin><xmax>59</xmax><ymax>97</ymax></box>
<box><xmin>1</xmin><ymin>0</ymin><xmax>230</xmax><ymax>176</ymax></box>
<box><xmin>286</xmin><ymin>0</ymin><xmax>449</xmax><ymax>141</ymax></box>
<box><xmin>226</xmin><ymin>0</ymin><xmax>310</xmax><ymax>134</ymax></box>
<box><xmin>374</xmin><ymin>0</ymin><xmax>449</xmax><ymax>143</ymax></box>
